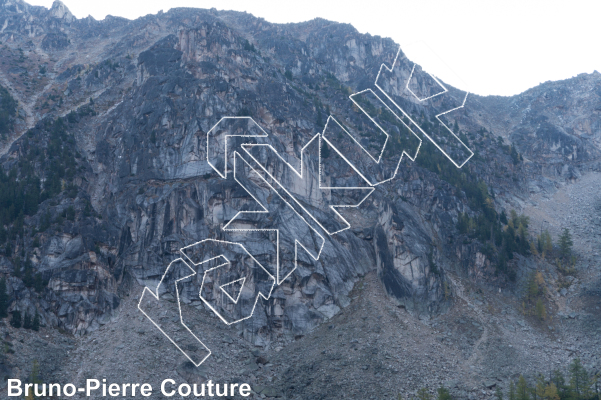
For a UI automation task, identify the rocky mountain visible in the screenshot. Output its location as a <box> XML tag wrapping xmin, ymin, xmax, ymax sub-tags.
<box><xmin>0</xmin><ymin>1</ymin><xmax>599</xmax><ymax>399</ymax></box>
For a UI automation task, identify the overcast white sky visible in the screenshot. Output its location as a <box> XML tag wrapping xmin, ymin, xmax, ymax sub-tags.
<box><xmin>28</xmin><ymin>0</ymin><xmax>599</xmax><ymax>96</ymax></box>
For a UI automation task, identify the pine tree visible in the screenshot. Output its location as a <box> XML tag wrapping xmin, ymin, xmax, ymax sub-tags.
<box><xmin>317</xmin><ymin>108</ymin><xmax>323</xmax><ymax>128</ymax></box>
<box><xmin>320</xmin><ymin>140</ymin><xmax>331</xmax><ymax>159</ymax></box>
<box><xmin>509</xmin><ymin>381</ymin><xmax>517</xmax><ymax>400</ymax></box>
<box><xmin>495</xmin><ymin>386</ymin><xmax>504</xmax><ymax>400</ymax></box>
<box><xmin>32</xmin><ymin>311</ymin><xmax>40</xmax><ymax>331</ymax></box>
<box><xmin>23</xmin><ymin>261</ymin><xmax>34</xmax><ymax>287</ymax></box>
<box><xmin>13</xmin><ymin>257</ymin><xmax>21</xmax><ymax>278</ymax></box>
<box><xmin>535</xmin><ymin>299</ymin><xmax>546</xmax><ymax>321</ymax></box>
<box><xmin>550</xmin><ymin>370</ymin><xmax>566</xmax><ymax>398</ymax></box>
<box><xmin>534</xmin><ymin>374</ymin><xmax>546</xmax><ymax>399</ymax></box>
<box><xmin>436</xmin><ymin>387</ymin><xmax>452</xmax><ymax>400</ymax></box>
<box><xmin>511</xmin><ymin>145</ymin><xmax>520</xmax><ymax>164</ymax></box>
<box><xmin>568</xmin><ymin>358</ymin><xmax>590</xmax><ymax>399</ymax></box>
<box><xmin>33</xmin><ymin>273</ymin><xmax>45</xmax><ymax>293</ymax></box>
<box><xmin>0</xmin><ymin>277</ymin><xmax>8</xmax><ymax>318</ymax></box>
<box><xmin>537</xmin><ymin>229</ymin><xmax>553</xmax><ymax>258</ymax></box>
<box><xmin>542</xmin><ymin>383</ymin><xmax>559</xmax><ymax>400</ymax></box>
<box><xmin>527</xmin><ymin>273</ymin><xmax>540</xmax><ymax>300</ymax></box>
<box><xmin>516</xmin><ymin>375</ymin><xmax>530</xmax><ymax>400</ymax></box>
<box><xmin>592</xmin><ymin>372</ymin><xmax>600</xmax><ymax>400</ymax></box>
<box><xmin>500</xmin><ymin>210</ymin><xmax>508</xmax><ymax>225</ymax></box>
<box><xmin>10</xmin><ymin>310</ymin><xmax>21</xmax><ymax>328</ymax></box>
<box><xmin>558</xmin><ymin>228</ymin><xmax>573</xmax><ymax>260</ymax></box>
<box><xmin>23</xmin><ymin>312</ymin><xmax>32</xmax><ymax>329</ymax></box>
<box><xmin>416</xmin><ymin>388</ymin><xmax>432</xmax><ymax>400</ymax></box>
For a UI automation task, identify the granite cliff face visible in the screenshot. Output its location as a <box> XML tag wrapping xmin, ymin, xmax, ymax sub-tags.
<box><xmin>0</xmin><ymin>0</ymin><xmax>473</xmax><ymax>336</ymax></box>
<box><xmin>0</xmin><ymin>1</ymin><xmax>600</xmax><ymax>398</ymax></box>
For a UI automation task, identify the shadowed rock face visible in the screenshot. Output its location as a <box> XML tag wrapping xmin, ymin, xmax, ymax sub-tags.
<box><xmin>0</xmin><ymin>1</ymin><xmax>599</xmax><ymax>349</ymax></box>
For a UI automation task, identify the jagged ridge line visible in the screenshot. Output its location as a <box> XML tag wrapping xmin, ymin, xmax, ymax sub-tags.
<box><xmin>374</xmin><ymin>46</ymin><xmax>474</xmax><ymax>168</ymax></box>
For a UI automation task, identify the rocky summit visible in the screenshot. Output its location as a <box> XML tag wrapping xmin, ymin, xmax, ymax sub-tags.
<box><xmin>0</xmin><ymin>1</ymin><xmax>599</xmax><ymax>399</ymax></box>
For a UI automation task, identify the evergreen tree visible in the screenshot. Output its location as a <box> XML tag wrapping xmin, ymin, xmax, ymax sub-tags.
<box><xmin>510</xmin><ymin>145</ymin><xmax>520</xmax><ymax>164</ymax></box>
<box><xmin>10</xmin><ymin>310</ymin><xmax>21</xmax><ymax>328</ymax></box>
<box><xmin>535</xmin><ymin>299</ymin><xmax>547</xmax><ymax>321</ymax></box>
<box><xmin>537</xmin><ymin>229</ymin><xmax>553</xmax><ymax>258</ymax></box>
<box><xmin>592</xmin><ymin>372</ymin><xmax>600</xmax><ymax>400</ymax></box>
<box><xmin>558</xmin><ymin>228</ymin><xmax>573</xmax><ymax>260</ymax></box>
<box><xmin>23</xmin><ymin>312</ymin><xmax>32</xmax><ymax>329</ymax></box>
<box><xmin>39</xmin><ymin>210</ymin><xmax>51</xmax><ymax>231</ymax></box>
<box><xmin>23</xmin><ymin>259</ymin><xmax>34</xmax><ymax>287</ymax></box>
<box><xmin>0</xmin><ymin>277</ymin><xmax>8</xmax><ymax>318</ymax></box>
<box><xmin>32</xmin><ymin>311</ymin><xmax>40</xmax><ymax>331</ymax></box>
<box><xmin>527</xmin><ymin>273</ymin><xmax>540</xmax><ymax>299</ymax></box>
<box><xmin>316</xmin><ymin>108</ymin><xmax>323</xmax><ymax>128</ymax></box>
<box><xmin>535</xmin><ymin>374</ymin><xmax>546</xmax><ymax>400</ymax></box>
<box><xmin>542</xmin><ymin>383</ymin><xmax>559</xmax><ymax>400</ymax></box>
<box><xmin>436</xmin><ymin>387</ymin><xmax>452</xmax><ymax>400</ymax></box>
<box><xmin>320</xmin><ymin>140</ymin><xmax>331</xmax><ymax>159</ymax></box>
<box><xmin>495</xmin><ymin>386</ymin><xmax>504</xmax><ymax>400</ymax></box>
<box><xmin>568</xmin><ymin>358</ymin><xmax>590</xmax><ymax>399</ymax></box>
<box><xmin>509</xmin><ymin>381</ymin><xmax>517</xmax><ymax>400</ymax></box>
<box><xmin>550</xmin><ymin>370</ymin><xmax>567</xmax><ymax>399</ymax></box>
<box><xmin>33</xmin><ymin>273</ymin><xmax>45</xmax><ymax>293</ymax></box>
<box><xmin>66</xmin><ymin>206</ymin><xmax>75</xmax><ymax>221</ymax></box>
<box><xmin>500</xmin><ymin>210</ymin><xmax>508</xmax><ymax>225</ymax></box>
<box><xmin>416</xmin><ymin>388</ymin><xmax>432</xmax><ymax>400</ymax></box>
<box><xmin>516</xmin><ymin>375</ymin><xmax>530</xmax><ymax>400</ymax></box>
